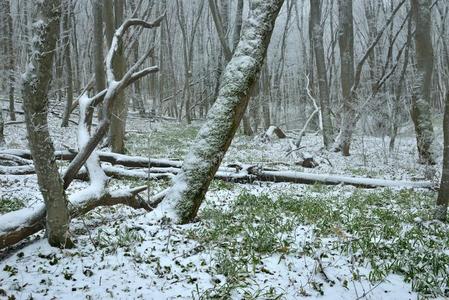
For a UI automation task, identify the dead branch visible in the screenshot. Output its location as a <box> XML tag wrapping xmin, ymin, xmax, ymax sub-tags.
<box><xmin>0</xmin><ymin>186</ymin><xmax>162</xmax><ymax>250</ymax></box>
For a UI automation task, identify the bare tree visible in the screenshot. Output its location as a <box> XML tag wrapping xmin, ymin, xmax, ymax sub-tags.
<box><xmin>334</xmin><ymin>0</ymin><xmax>406</xmax><ymax>155</ymax></box>
<box><xmin>1</xmin><ymin>13</ymin><xmax>165</xmax><ymax>249</ymax></box>
<box><xmin>176</xmin><ymin>0</ymin><xmax>205</xmax><ymax>124</ymax></box>
<box><xmin>61</xmin><ymin>0</ymin><xmax>74</xmax><ymax>127</ymax></box>
<box><xmin>93</xmin><ymin>0</ymin><xmax>106</xmax><ymax>120</ymax></box>
<box><xmin>3</xmin><ymin>0</ymin><xmax>16</xmax><ymax>122</ymax></box>
<box><xmin>334</xmin><ymin>0</ymin><xmax>355</xmax><ymax>156</ymax></box>
<box><xmin>390</xmin><ymin>10</ymin><xmax>412</xmax><ymax>151</ymax></box>
<box><xmin>109</xmin><ymin>0</ymin><xmax>128</xmax><ymax>153</ymax></box>
<box><xmin>309</xmin><ymin>0</ymin><xmax>333</xmax><ymax>148</ymax></box>
<box><xmin>21</xmin><ymin>0</ymin><xmax>73</xmax><ymax>248</ymax></box>
<box><xmin>159</xmin><ymin>0</ymin><xmax>285</xmax><ymax>224</ymax></box>
<box><xmin>0</xmin><ymin>109</ymin><xmax>4</xmax><ymax>146</ymax></box>
<box><xmin>410</xmin><ymin>0</ymin><xmax>436</xmax><ymax>164</ymax></box>
<box><xmin>436</xmin><ymin>91</ymin><xmax>449</xmax><ymax>221</ymax></box>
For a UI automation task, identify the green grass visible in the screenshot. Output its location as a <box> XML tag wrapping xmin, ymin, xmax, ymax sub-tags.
<box><xmin>126</xmin><ymin>123</ymin><xmax>200</xmax><ymax>159</ymax></box>
<box><xmin>190</xmin><ymin>188</ymin><xmax>449</xmax><ymax>298</ymax></box>
<box><xmin>346</xmin><ymin>167</ymin><xmax>380</xmax><ymax>178</ymax></box>
<box><xmin>0</xmin><ymin>198</ymin><xmax>24</xmax><ymax>214</ymax></box>
<box><xmin>209</xmin><ymin>180</ymin><xmax>235</xmax><ymax>191</ymax></box>
<box><xmin>95</xmin><ymin>226</ymin><xmax>144</xmax><ymax>253</ymax></box>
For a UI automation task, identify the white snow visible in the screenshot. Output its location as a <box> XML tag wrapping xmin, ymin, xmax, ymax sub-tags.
<box><xmin>0</xmin><ymin>104</ymin><xmax>445</xmax><ymax>299</ymax></box>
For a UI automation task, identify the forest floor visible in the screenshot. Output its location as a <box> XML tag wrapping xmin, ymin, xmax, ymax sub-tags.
<box><xmin>1</xmin><ymin>112</ymin><xmax>448</xmax><ymax>299</ymax></box>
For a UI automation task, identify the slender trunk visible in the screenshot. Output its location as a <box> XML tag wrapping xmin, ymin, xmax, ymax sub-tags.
<box><xmin>261</xmin><ymin>63</ymin><xmax>271</xmax><ymax>130</ymax></box>
<box><xmin>4</xmin><ymin>0</ymin><xmax>16</xmax><ymax>121</ymax></box>
<box><xmin>435</xmin><ymin>91</ymin><xmax>449</xmax><ymax>221</ymax></box>
<box><xmin>334</xmin><ymin>0</ymin><xmax>355</xmax><ymax>156</ymax></box>
<box><xmin>310</xmin><ymin>0</ymin><xmax>333</xmax><ymax>148</ymax></box>
<box><xmin>0</xmin><ymin>107</ymin><xmax>3</xmax><ymax>145</ymax></box>
<box><xmin>410</xmin><ymin>0</ymin><xmax>436</xmax><ymax>164</ymax></box>
<box><xmin>103</xmin><ymin>0</ymin><xmax>115</xmax><ymax>47</ymax></box>
<box><xmin>93</xmin><ymin>0</ymin><xmax>106</xmax><ymax>120</ymax></box>
<box><xmin>61</xmin><ymin>1</ymin><xmax>74</xmax><ymax>128</ymax></box>
<box><xmin>109</xmin><ymin>0</ymin><xmax>128</xmax><ymax>153</ymax></box>
<box><xmin>390</xmin><ymin>14</ymin><xmax>412</xmax><ymax>151</ymax></box>
<box><xmin>158</xmin><ymin>0</ymin><xmax>167</xmax><ymax>117</ymax></box>
<box><xmin>21</xmin><ymin>0</ymin><xmax>73</xmax><ymax>248</ymax></box>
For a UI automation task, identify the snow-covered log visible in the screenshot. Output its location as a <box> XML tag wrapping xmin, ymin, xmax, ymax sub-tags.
<box><xmin>0</xmin><ymin>165</ymin><xmax>35</xmax><ymax>175</ymax></box>
<box><xmin>0</xmin><ymin>186</ymin><xmax>159</xmax><ymax>249</ymax></box>
<box><xmin>0</xmin><ymin>149</ymin><xmax>434</xmax><ymax>190</ymax></box>
<box><xmin>93</xmin><ymin>166</ymin><xmax>435</xmax><ymax>189</ymax></box>
<box><xmin>0</xmin><ymin>149</ymin><xmax>183</xmax><ymax>168</ymax></box>
<box><xmin>0</xmin><ymin>154</ymin><xmax>32</xmax><ymax>166</ymax></box>
<box><xmin>252</xmin><ymin>170</ymin><xmax>433</xmax><ymax>189</ymax></box>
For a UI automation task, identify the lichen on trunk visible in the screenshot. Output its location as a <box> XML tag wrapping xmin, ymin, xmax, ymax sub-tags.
<box><xmin>21</xmin><ymin>0</ymin><xmax>73</xmax><ymax>248</ymax></box>
<box><xmin>158</xmin><ymin>0</ymin><xmax>285</xmax><ymax>224</ymax></box>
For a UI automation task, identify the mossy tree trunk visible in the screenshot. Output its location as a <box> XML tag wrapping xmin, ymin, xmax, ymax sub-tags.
<box><xmin>160</xmin><ymin>0</ymin><xmax>285</xmax><ymax>224</ymax></box>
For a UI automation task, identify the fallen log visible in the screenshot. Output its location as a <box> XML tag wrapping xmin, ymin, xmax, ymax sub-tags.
<box><xmin>0</xmin><ymin>186</ymin><xmax>168</xmax><ymax>249</ymax></box>
<box><xmin>0</xmin><ymin>149</ymin><xmax>183</xmax><ymax>169</ymax></box>
<box><xmin>253</xmin><ymin>170</ymin><xmax>434</xmax><ymax>189</ymax></box>
<box><xmin>0</xmin><ymin>154</ymin><xmax>33</xmax><ymax>166</ymax></box>
<box><xmin>65</xmin><ymin>164</ymin><xmax>440</xmax><ymax>189</ymax></box>
<box><xmin>0</xmin><ymin>149</ymin><xmax>434</xmax><ymax>189</ymax></box>
<box><xmin>0</xmin><ymin>165</ymin><xmax>35</xmax><ymax>175</ymax></box>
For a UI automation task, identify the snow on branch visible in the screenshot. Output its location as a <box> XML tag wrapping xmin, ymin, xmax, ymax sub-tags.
<box><xmin>62</xmin><ymin>13</ymin><xmax>165</xmax><ymax>190</ymax></box>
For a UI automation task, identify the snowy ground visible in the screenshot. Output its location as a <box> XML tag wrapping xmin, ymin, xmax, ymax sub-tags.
<box><xmin>1</xmin><ymin>112</ymin><xmax>448</xmax><ymax>299</ymax></box>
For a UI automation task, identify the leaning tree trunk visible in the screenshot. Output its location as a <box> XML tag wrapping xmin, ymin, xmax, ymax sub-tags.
<box><xmin>435</xmin><ymin>92</ymin><xmax>449</xmax><ymax>221</ymax></box>
<box><xmin>21</xmin><ymin>0</ymin><xmax>73</xmax><ymax>248</ymax></box>
<box><xmin>410</xmin><ymin>0</ymin><xmax>436</xmax><ymax>164</ymax></box>
<box><xmin>159</xmin><ymin>0</ymin><xmax>285</xmax><ymax>224</ymax></box>
<box><xmin>310</xmin><ymin>0</ymin><xmax>333</xmax><ymax>149</ymax></box>
<box><xmin>334</xmin><ymin>0</ymin><xmax>355</xmax><ymax>156</ymax></box>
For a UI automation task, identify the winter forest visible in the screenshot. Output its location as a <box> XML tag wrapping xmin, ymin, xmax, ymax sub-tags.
<box><xmin>0</xmin><ymin>0</ymin><xmax>448</xmax><ymax>298</ymax></box>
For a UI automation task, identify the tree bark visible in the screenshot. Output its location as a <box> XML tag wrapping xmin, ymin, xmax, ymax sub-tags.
<box><xmin>390</xmin><ymin>13</ymin><xmax>412</xmax><ymax>151</ymax></box>
<box><xmin>109</xmin><ymin>0</ymin><xmax>128</xmax><ymax>153</ymax></box>
<box><xmin>334</xmin><ymin>0</ymin><xmax>355</xmax><ymax>156</ymax></box>
<box><xmin>4</xmin><ymin>0</ymin><xmax>16</xmax><ymax>122</ymax></box>
<box><xmin>93</xmin><ymin>0</ymin><xmax>106</xmax><ymax>120</ymax></box>
<box><xmin>410</xmin><ymin>0</ymin><xmax>436</xmax><ymax>164</ymax></box>
<box><xmin>159</xmin><ymin>0</ymin><xmax>285</xmax><ymax>224</ymax></box>
<box><xmin>21</xmin><ymin>0</ymin><xmax>73</xmax><ymax>248</ymax></box>
<box><xmin>61</xmin><ymin>0</ymin><xmax>74</xmax><ymax>128</ymax></box>
<box><xmin>435</xmin><ymin>91</ymin><xmax>449</xmax><ymax>221</ymax></box>
<box><xmin>309</xmin><ymin>0</ymin><xmax>333</xmax><ymax>149</ymax></box>
<box><xmin>0</xmin><ymin>110</ymin><xmax>4</xmax><ymax>146</ymax></box>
